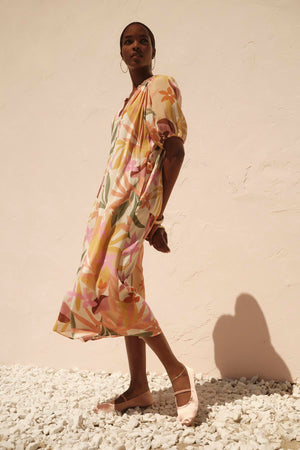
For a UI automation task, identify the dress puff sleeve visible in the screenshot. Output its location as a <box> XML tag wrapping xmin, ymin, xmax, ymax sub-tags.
<box><xmin>144</xmin><ymin>75</ymin><xmax>187</xmax><ymax>150</ymax></box>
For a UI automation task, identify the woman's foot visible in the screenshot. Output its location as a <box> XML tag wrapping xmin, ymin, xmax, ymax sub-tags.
<box><xmin>169</xmin><ymin>363</ymin><xmax>192</xmax><ymax>406</ymax></box>
<box><xmin>94</xmin><ymin>383</ymin><xmax>152</xmax><ymax>412</ymax></box>
<box><xmin>114</xmin><ymin>384</ymin><xmax>150</xmax><ymax>404</ymax></box>
<box><xmin>172</xmin><ymin>365</ymin><xmax>198</xmax><ymax>426</ymax></box>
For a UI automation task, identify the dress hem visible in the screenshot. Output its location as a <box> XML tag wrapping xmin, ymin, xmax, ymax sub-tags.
<box><xmin>53</xmin><ymin>328</ymin><xmax>162</xmax><ymax>343</ymax></box>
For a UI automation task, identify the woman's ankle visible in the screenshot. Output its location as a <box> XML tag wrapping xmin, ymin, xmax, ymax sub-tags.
<box><xmin>129</xmin><ymin>378</ymin><xmax>149</xmax><ymax>391</ymax></box>
<box><xmin>167</xmin><ymin>361</ymin><xmax>185</xmax><ymax>382</ymax></box>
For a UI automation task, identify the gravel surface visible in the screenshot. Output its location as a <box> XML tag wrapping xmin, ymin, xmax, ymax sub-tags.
<box><xmin>0</xmin><ymin>364</ymin><xmax>299</xmax><ymax>449</ymax></box>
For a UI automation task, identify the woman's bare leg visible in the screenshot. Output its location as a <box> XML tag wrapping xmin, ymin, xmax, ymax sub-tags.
<box><xmin>142</xmin><ymin>331</ymin><xmax>192</xmax><ymax>407</ymax></box>
<box><xmin>114</xmin><ymin>331</ymin><xmax>192</xmax><ymax>407</ymax></box>
<box><xmin>114</xmin><ymin>336</ymin><xmax>150</xmax><ymax>404</ymax></box>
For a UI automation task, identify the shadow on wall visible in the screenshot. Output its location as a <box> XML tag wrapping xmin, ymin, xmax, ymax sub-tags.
<box><xmin>213</xmin><ymin>293</ymin><xmax>292</xmax><ymax>382</ymax></box>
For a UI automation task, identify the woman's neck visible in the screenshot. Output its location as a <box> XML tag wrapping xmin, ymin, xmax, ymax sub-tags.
<box><xmin>129</xmin><ymin>68</ymin><xmax>153</xmax><ymax>90</ymax></box>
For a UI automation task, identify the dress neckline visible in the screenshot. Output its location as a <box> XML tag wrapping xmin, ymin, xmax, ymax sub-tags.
<box><xmin>117</xmin><ymin>75</ymin><xmax>157</xmax><ymax>118</ymax></box>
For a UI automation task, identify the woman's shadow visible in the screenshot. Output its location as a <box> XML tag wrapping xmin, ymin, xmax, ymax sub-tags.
<box><xmin>135</xmin><ymin>293</ymin><xmax>293</xmax><ymax>426</ymax></box>
<box><xmin>213</xmin><ymin>292</ymin><xmax>292</xmax><ymax>382</ymax></box>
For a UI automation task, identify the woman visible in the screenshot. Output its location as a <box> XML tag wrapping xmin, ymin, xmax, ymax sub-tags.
<box><xmin>52</xmin><ymin>21</ymin><xmax>198</xmax><ymax>426</ymax></box>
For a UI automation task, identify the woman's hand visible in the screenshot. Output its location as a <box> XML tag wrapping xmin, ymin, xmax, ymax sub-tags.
<box><xmin>146</xmin><ymin>225</ymin><xmax>170</xmax><ymax>253</ymax></box>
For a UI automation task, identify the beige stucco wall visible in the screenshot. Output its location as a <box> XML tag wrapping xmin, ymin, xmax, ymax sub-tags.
<box><xmin>1</xmin><ymin>0</ymin><xmax>299</xmax><ymax>382</ymax></box>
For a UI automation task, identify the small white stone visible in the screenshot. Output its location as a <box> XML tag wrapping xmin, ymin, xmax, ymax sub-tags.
<box><xmin>0</xmin><ymin>442</ymin><xmax>12</xmax><ymax>449</ymax></box>
<box><xmin>80</xmin><ymin>433</ymin><xmax>90</xmax><ymax>442</ymax></box>
<box><xmin>151</xmin><ymin>437</ymin><xmax>165</xmax><ymax>449</ymax></box>
<box><xmin>269</xmin><ymin>443</ymin><xmax>281</xmax><ymax>450</ymax></box>
<box><xmin>182</xmin><ymin>428</ymin><xmax>194</xmax><ymax>436</ymax></box>
<box><xmin>42</xmin><ymin>426</ymin><xmax>50</xmax><ymax>435</ymax></box>
<box><xmin>126</xmin><ymin>416</ymin><xmax>139</xmax><ymax>430</ymax></box>
<box><xmin>90</xmin><ymin>434</ymin><xmax>103</xmax><ymax>446</ymax></box>
<box><xmin>27</xmin><ymin>444</ymin><xmax>40</xmax><ymax>450</ymax></box>
<box><xmin>139</xmin><ymin>442</ymin><xmax>151</xmax><ymax>450</ymax></box>
<box><xmin>51</xmin><ymin>425</ymin><xmax>64</xmax><ymax>434</ymax></box>
<box><xmin>232</xmin><ymin>406</ymin><xmax>242</xmax><ymax>422</ymax></box>
<box><xmin>288</xmin><ymin>412</ymin><xmax>299</xmax><ymax>420</ymax></box>
<box><xmin>183</xmin><ymin>435</ymin><xmax>196</xmax><ymax>444</ymax></box>
<box><xmin>73</xmin><ymin>413</ymin><xmax>84</xmax><ymax>428</ymax></box>
<box><xmin>15</xmin><ymin>443</ymin><xmax>24</xmax><ymax>450</ymax></box>
<box><xmin>125</xmin><ymin>443</ymin><xmax>135</xmax><ymax>450</ymax></box>
<box><xmin>292</xmin><ymin>385</ymin><xmax>300</xmax><ymax>398</ymax></box>
<box><xmin>255</xmin><ymin>432</ymin><xmax>269</xmax><ymax>444</ymax></box>
<box><xmin>293</xmin><ymin>398</ymin><xmax>300</xmax><ymax>411</ymax></box>
<box><xmin>219</xmin><ymin>428</ymin><xmax>231</xmax><ymax>440</ymax></box>
<box><xmin>215</xmin><ymin>411</ymin><xmax>231</xmax><ymax>424</ymax></box>
<box><xmin>115</xmin><ymin>445</ymin><xmax>126</xmax><ymax>450</ymax></box>
<box><xmin>162</xmin><ymin>435</ymin><xmax>177</xmax><ymax>447</ymax></box>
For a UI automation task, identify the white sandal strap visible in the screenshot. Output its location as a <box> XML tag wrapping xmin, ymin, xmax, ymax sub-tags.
<box><xmin>171</xmin><ymin>367</ymin><xmax>186</xmax><ymax>383</ymax></box>
<box><xmin>174</xmin><ymin>388</ymin><xmax>191</xmax><ymax>395</ymax></box>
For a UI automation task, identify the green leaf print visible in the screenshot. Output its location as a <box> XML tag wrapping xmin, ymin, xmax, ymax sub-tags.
<box><xmin>80</xmin><ymin>248</ymin><xmax>87</xmax><ymax>263</ymax></box>
<box><xmin>129</xmin><ymin>190</ymin><xmax>135</xmax><ymax>202</ymax></box>
<box><xmin>109</xmin><ymin>120</ymin><xmax>118</xmax><ymax>155</ymax></box>
<box><xmin>101</xmin><ymin>326</ymin><xmax>119</xmax><ymax>337</ymax></box>
<box><xmin>144</xmin><ymin>107</ymin><xmax>156</xmax><ymax>119</ymax></box>
<box><xmin>111</xmin><ymin>200</ymin><xmax>129</xmax><ymax>227</ymax></box>
<box><xmin>70</xmin><ymin>310</ymin><xmax>76</xmax><ymax>329</ymax></box>
<box><xmin>99</xmin><ymin>173</ymin><xmax>110</xmax><ymax>209</ymax></box>
<box><xmin>104</xmin><ymin>173</ymin><xmax>110</xmax><ymax>204</ymax></box>
<box><xmin>132</xmin><ymin>214</ymin><xmax>145</xmax><ymax>229</ymax></box>
<box><xmin>130</xmin><ymin>193</ymin><xmax>144</xmax><ymax>229</ymax></box>
<box><xmin>137</xmin><ymin>331</ymin><xmax>154</xmax><ymax>338</ymax></box>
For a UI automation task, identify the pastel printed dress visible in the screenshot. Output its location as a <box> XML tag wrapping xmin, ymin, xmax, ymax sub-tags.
<box><xmin>52</xmin><ymin>74</ymin><xmax>187</xmax><ymax>342</ymax></box>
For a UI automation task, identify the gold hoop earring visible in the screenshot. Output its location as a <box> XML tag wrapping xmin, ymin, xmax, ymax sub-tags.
<box><xmin>151</xmin><ymin>56</ymin><xmax>156</xmax><ymax>71</ymax></box>
<box><xmin>120</xmin><ymin>58</ymin><xmax>128</xmax><ymax>73</ymax></box>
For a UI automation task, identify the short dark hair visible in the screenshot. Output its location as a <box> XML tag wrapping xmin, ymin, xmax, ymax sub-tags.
<box><xmin>120</xmin><ymin>22</ymin><xmax>155</xmax><ymax>51</ymax></box>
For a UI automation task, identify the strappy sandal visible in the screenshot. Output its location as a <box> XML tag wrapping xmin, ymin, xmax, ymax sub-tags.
<box><xmin>93</xmin><ymin>390</ymin><xmax>153</xmax><ymax>413</ymax></box>
<box><xmin>171</xmin><ymin>365</ymin><xmax>199</xmax><ymax>426</ymax></box>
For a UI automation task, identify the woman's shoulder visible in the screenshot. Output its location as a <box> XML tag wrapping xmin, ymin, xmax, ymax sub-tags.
<box><xmin>147</xmin><ymin>74</ymin><xmax>182</xmax><ymax>102</ymax></box>
<box><xmin>147</xmin><ymin>74</ymin><xmax>181</xmax><ymax>95</ymax></box>
<box><xmin>149</xmin><ymin>74</ymin><xmax>177</xmax><ymax>86</ymax></box>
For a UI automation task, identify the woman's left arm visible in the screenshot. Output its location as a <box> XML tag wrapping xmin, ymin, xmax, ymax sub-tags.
<box><xmin>161</xmin><ymin>135</ymin><xmax>185</xmax><ymax>216</ymax></box>
<box><xmin>147</xmin><ymin>136</ymin><xmax>185</xmax><ymax>253</ymax></box>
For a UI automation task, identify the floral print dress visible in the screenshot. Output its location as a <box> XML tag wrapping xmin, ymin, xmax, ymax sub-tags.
<box><xmin>52</xmin><ymin>74</ymin><xmax>187</xmax><ymax>342</ymax></box>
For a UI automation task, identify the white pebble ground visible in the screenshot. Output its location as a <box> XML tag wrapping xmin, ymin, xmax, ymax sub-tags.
<box><xmin>0</xmin><ymin>364</ymin><xmax>299</xmax><ymax>450</ymax></box>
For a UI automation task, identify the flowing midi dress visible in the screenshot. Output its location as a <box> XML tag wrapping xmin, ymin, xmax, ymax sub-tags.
<box><xmin>52</xmin><ymin>74</ymin><xmax>187</xmax><ymax>342</ymax></box>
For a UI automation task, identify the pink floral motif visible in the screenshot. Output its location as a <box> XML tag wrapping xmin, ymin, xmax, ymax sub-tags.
<box><xmin>65</xmin><ymin>282</ymin><xmax>77</xmax><ymax>303</ymax></box>
<box><xmin>81</xmin><ymin>286</ymin><xmax>97</xmax><ymax>308</ymax></box>
<box><xmin>83</xmin><ymin>225</ymin><xmax>94</xmax><ymax>245</ymax></box>
<box><xmin>122</xmin><ymin>233</ymin><xmax>140</xmax><ymax>265</ymax></box>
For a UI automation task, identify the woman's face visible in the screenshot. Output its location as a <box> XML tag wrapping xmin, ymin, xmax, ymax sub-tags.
<box><xmin>120</xmin><ymin>24</ymin><xmax>155</xmax><ymax>71</ymax></box>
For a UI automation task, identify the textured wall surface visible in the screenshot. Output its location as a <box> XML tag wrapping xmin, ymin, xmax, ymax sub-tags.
<box><xmin>1</xmin><ymin>0</ymin><xmax>299</xmax><ymax>381</ymax></box>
